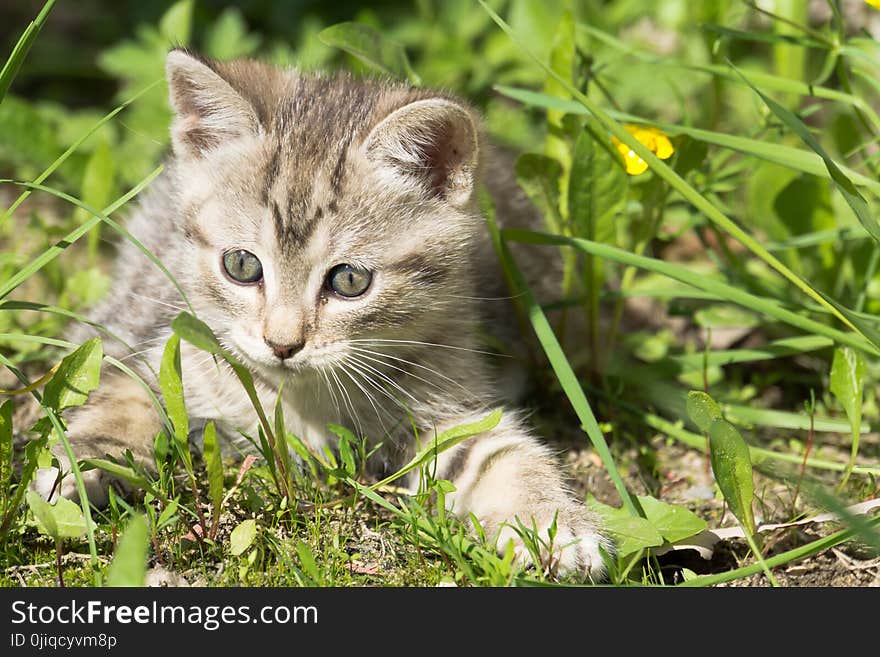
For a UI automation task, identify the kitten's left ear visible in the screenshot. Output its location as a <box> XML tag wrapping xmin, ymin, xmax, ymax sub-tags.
<box><xmin>165</xmin><ymin>49</ymin><xmax>260</xmax><ymax>159</ymax></box>
<box><xmin>363</xmin><ymin>98</ymin><xmax>479</xmax><ymax>208</ymax></box>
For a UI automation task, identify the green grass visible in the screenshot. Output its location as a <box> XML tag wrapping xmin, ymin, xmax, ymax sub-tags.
<box><xmin>1</xmin><ymin>0</ymin><xmax>880</xmax><ymax>588</ymax></box>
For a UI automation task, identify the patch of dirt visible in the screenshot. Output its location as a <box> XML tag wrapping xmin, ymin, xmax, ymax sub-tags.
<box><xmin>560</xmin><ymin>433</ymin><xmax>879</xmax><ymax>587</ymax></box>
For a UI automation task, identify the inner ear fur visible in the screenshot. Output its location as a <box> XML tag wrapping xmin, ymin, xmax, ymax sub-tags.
<box><xmin>165</xmin><ymin>49</ymin><xmax>260</xmax><ymax>159</ymax></box>
<box><xmin>363</xmin><ymin>98</ymin><xmax>480</xmax><ymax>207</ymax></box>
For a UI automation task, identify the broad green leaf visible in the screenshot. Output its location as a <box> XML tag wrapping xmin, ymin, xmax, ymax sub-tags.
<box><xmin>544</xmin><ymin>10</ymin><xmax>576</xmax><ymax>200</ymax></box>
<box><xmin>171</xmin><ymin>312</ymin><xmax>221</xmax><ymax>355</ymax></box>
<box><xmin>568</xmin><ymin>123</ymin><xmax>627</xmax><ymax>266</ymax></box>
<box><xmin>230</xmin><ymin>518</ymin><xmax>257</xmax><ymax>556</ymax></box>
<box><xmin>203</xmin><ymin>8</ymin><xmax>261</xmax><ymax>60</ymax></box>
<box><xmin>708</xmin><ymin>418</ymin><xmax>756</xmax><ymax>535</ymax></box>
<box><xmin>636</xmin><ymin>495</ymin><xmax>707</xmax><ymax>544</ymax></box>
<box><xmin>829</xmin><ymin>346</ymin><xmax>866</xmax><ymax>488</ymax></box>
<box><xmin>26</xmin><ymin>491</ymin><xmax>89</xmax><ymax>540</ymax></box>
<box><xmin>158</xmin><ymin>0</ymin><xmax>193</xmax><ymax>45</ymax></box>
<box><xmin>156</xmin><ymin>498</ymin><xmax>179</xmax><ymax>529</ymax></box>
<box><xmin>587</xmin><ymin>498</ymin><xmax>663</xmax><ymax>557</ymax></box>
<box><xmin>686</xmin><ymin>391</ymin><xmax>722</xmax><ymax>433</ymax></box>
<box><xmin>327</xmin><ymin>423</ymin><xmax>358</xmax><ymax>445</ymax></box>
<box><xmin>325</xmin><ymin>425</ymin><xmax>356</xmax><ymax>475</ymax></box>
<box><xmin>159</xmin><ymin>334</ymin><xmax>189</xmax><ymax>470</ymax></box>
<box><xmin>42</xmin><ymin>337</ymin><xmax>103</xmax><ymax>412</ymax></box>
<box><xmin>0</xmin><ymin>400</ymin><xmax>12</xmax><ymax>509</ymax></box>
<box><xmin>318</xmin><ymin>22</ymin><xmax>421</xmax><ymax>85</ymax></box>
<box><xmin>203</xmin><ymin>421</ymin><xmax>223</xmax><ymax>514</ymax></box>
<box><xmin>645</xmin><ymin>411</ymin><xmax>880</xmax><ymax>477</ymax></box>
<box><xmin>433</xmin><ymin>479</ymin><xmax>456</xmax><ymax>494</ymax></box>
<box><xmin>296</xmin><ymin>540</ymin><xmax>320</xmax><ymax>581</ymax></box>
<box><xmin>106</xmin><ymin>514</ymin><xmax>149</xmax><ymax>587</ymax></box>
<box><xmin>285</xmin><ymin>431</ymin><xmax>317</xmax><ymax>465</ymax></box>
<box><xmin>515</xmin><ymin>154</ymin><xmax>564</xmax><ymax>232</ymax></box>
<box><xmin>26</xmin><ymin>490</ymin><xmax>58</xmax><ymax>539</ymax></box>
<box><xmin>336</xmin><ymin>434</ymin><xmax>356</xmax><ymax>477</ymax></box>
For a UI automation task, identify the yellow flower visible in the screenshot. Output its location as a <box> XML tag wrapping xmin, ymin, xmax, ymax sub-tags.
<box><xmin>867</xmin><ymin>0</ymin><xmax>880</xmax><ymax>10</ymax></box>
<box><xmin>612</xmin><ymin>125</ymin><xmax>674</xmax><ymax>175</ymax></box>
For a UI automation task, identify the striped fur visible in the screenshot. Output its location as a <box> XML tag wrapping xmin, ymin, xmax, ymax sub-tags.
<box><xmin>32</xmin><ymin>50</ymin><xmax>610</xmax><ymax>579</ymax></box>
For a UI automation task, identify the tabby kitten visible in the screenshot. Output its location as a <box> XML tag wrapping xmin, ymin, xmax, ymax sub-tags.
<box><xmin>33</xmin><ymin>50</ymin><xmax>610</xmax><ymax>578</ymax></box>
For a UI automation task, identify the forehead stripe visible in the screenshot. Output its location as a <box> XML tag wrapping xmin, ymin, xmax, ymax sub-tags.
<box><xmin>272</xmin><ymin>198</ymin><xmax>320</xmax><ymax>246</ymax></box>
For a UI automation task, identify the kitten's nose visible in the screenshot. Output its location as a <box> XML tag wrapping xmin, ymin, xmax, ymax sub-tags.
<box><xmin>265</xmin><ymin>338</ymin><xmax>304</xmax><ymax>361</ymax></box>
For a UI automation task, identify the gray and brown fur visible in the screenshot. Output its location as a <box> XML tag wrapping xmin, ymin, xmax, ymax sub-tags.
<box><xmin>33</xmin><ymin>50</ymin><xmax>609</xmax><ymax>578</ymax></box>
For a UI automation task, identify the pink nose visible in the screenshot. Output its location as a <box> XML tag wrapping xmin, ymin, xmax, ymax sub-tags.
<box><xmin>264</xmin><ymin>339</ymin><xmax>303</xmax><ymax>360</ymax></box>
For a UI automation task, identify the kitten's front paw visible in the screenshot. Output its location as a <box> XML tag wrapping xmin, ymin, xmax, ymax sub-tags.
<box><xmin>495</xmin><ymin>509</ymin><xmax>612</xmax><ymax>581</ymax></box>
<box><xmin>31</xmin><ymin>465</ymin><xmax>110</xmax><ymax>506</ymax></box>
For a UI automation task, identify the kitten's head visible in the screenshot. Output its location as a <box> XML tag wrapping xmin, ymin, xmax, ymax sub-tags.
<box><xmin>164</xmin><ymin>50</ymin><xmax>488</xmax><ymax>378</ymax></box>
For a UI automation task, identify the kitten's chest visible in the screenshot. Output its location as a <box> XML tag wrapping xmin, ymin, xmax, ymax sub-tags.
<box><xmin>169</xmin><ymin>344</ymin><xmax>334</xmax><ymax>454</ymax></box>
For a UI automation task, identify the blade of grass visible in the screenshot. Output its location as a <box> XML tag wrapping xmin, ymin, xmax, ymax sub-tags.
<box><xmin>731</xmin><ymin>62</ymin><xmax>880</xmax><ymax>245</ymax></box>
<box><xmin>1</xmin><ymin>79</ymin><xmax>163</xmax><ymax>225</ymax></box>
<box><xmin>575</xmin><ymin>22</ymin><xmax>880</xmax><ymax>135</ymax></box>
<box><xmin>0</xmin><ymin>177</ymin><xmax>193</xmax><ymax>315</ymax></box>
<box><xmin>677</xmin><ymin>515</ymin><xmax>880</xmax><ymax>587</ymax></box>
<box><xmin>502</xmin><ymin>229</ymin><xmax>880</xmax><ymax>357</ymax></box>
<box><xmin>490</xmin><ymin>239</ymin><xmax>641</xmax><ymax>517</ymax></box>
<box><xmin>643</xmin><ymin>411</ymin><xmax>880</xmax><ymax>476</ymax></box>
<box><xmin>492</xmin><ymin>85</ymin><xmax>880</xmax><ymax>198</ymax></box>
<box><xmin>0</xmin><ymin>333</ymin><xmax>172</xmax><ymax>437</ymax></box>
<box><xmin>670</xmin><ymin>335</ymin><xmax>832</xmax><ymax>367</ymax></box>
<box><xmin>0</xmin><ymin>0</ymin><xmax>56</xmax><ymax>103</ymax></box>
<box><xmin>0</xmin><ymin>300</ymin><xmax>162</xmax><ymax>381</ymax></box>
<box><xmin>0</xmin><ymin>352</ymin><xmax>101</xmax><ymax>585</ymax></box>
<box><xmin>479</xmin><ymin>2</ymin><xmax>864</xmax><ymax>340</ymax></box>
<box><xmin>0</xmin><ymin>166</ymin><xmax>163</xmax><ymax>301</ymax></box>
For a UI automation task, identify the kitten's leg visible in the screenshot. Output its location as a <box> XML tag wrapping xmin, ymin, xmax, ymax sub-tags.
<box><xmin>433</xmin><ymin>411</ymin><xmax>611</xmax><ymax>580</ymax></box>
<box><xmin>32</xmin><ymin>372</ymin><xmax>163</xmax><ymax>506</ymax></box>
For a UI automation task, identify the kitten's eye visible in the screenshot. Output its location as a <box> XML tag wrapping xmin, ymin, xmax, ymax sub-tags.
<box><xmin>223</xmin><ymin>249</ymin><xmax>263</xmax><ymax>284</ymax></box>
<box><xmin>326</xmin><ymin>264</ymin><xmax>372</xmax><ymax>298</ymax></box>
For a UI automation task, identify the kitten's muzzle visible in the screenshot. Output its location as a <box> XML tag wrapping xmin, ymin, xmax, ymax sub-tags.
<box><xmin>264</xmin><ymin>338</ymin><xmax>305</xmax><ymax>360</ymax></box>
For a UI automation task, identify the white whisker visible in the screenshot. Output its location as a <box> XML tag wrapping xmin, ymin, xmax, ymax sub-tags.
<box><xmin>129</xmin><ymin>291</ymin><xmax>186</xmax><ymax>313</ymax></box>
<box><xmin>318</xmin><ymin>364</ymin><xmax>342</xmax><ymax>421</ymax></box>
<box><xmin>348</xmin><ymin>338</ymin><xmax>506</xmax><ymax>358</ymax></box>
<box><xmin>337</xmin><ymin>360</ymin><xmax>391</xmax><ymax>436</ymax></box>
<box><xmin>348</xmin><ymin>346</ymin><xmax>477</xmax><ymax>400</ymax></box>
<box><xmin>346</xmin><ymin>353</ymin><xmax>422</xmax><ymax>405</ymax></box>
<box><xmin>328</xmin><ymin>364</ymin><xmax>362</xmax><ymax>438</ymax></box>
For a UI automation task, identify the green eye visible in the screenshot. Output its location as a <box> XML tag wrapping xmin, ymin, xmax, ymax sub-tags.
<box><xmin>223</xmin><ymin>249</ymin><xmax>263</xmax><ymax>284</ymax></box>
<box><xmin>327</xmin><ymin>264</ymin><xmax>372</xmax><ymax>298</ymax></box>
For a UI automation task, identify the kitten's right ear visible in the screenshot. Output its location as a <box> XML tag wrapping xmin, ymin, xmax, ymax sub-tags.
<box><xmin>165</xmin><ymin>50</ymin><xmax>260</xmax><ymax>159</ymax></box>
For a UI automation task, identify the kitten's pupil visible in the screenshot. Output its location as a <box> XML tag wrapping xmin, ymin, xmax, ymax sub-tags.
<box><xmin>327</xmin><ymin>264</ymin><xmax>372</xmax><ymax>298</ymax></box>
<box><xmin>223</xmin><ymin>249</ymin><xmax>263</xmax><ymax>284</ymax></box>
